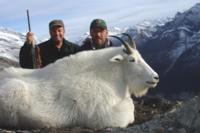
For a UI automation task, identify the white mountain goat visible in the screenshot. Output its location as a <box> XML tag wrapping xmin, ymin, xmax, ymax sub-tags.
<box><xmin>0</xmin><ymin>39</ymin><xmax>159</xmax><ymax>129</ymax></box>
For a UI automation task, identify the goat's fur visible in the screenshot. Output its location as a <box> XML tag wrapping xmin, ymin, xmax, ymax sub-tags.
<box><xmin>0</xmin><ymin>46</ymin><xmax>158</xmax><ymax>129</ymax></box>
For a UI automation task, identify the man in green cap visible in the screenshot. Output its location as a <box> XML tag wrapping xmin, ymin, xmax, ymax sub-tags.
<box><xmin>79</xmin><ymin>19</ymin><xmax>113</xmax><ymax>51</ymax></box>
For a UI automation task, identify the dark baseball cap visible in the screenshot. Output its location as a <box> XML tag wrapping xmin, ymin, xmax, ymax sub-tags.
<box><xmin>90</xmin><ymin>19</ymin><xmax>107</xmax><ymax>30</ymax></box>
<box><xmin>49</xmin><ymin>19</ymin><xmax>64</xmax><ymax>30</ymax></box>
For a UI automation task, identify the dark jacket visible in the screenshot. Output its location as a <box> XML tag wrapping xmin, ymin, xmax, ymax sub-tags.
<box><xmin>19</xmin><ymin>39</ymin><xmax>80</xmax><ymax>68</ymax></box>
<box><xmin>79</xmin><ymin>38</ymin><xmax>113</xmax><ymax>51</ymax></box>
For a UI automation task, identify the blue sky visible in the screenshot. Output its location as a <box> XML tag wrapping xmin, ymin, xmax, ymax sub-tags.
<box><xmin>0</xmin><ymin>0</ymin><xmax>199</xmax><ymax>41</ymax></box>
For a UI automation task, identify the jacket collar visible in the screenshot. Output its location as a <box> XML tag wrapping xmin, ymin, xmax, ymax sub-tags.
<box><xmin>90</xmin><ymin>38</ymin><xmax>111</xmax><ymax>50</ymax></box>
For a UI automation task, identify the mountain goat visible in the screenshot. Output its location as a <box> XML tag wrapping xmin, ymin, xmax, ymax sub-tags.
<box><xmin>0</xmin><ymin>41</ymin><xmax>159</xmax><ymax>129</ymax></box>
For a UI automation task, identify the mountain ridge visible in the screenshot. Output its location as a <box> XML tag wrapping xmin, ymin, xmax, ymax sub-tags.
<box><xmin>138</xmin><ymin>3</ymin><xmax>200</xmax><ymax>96</ymax></box>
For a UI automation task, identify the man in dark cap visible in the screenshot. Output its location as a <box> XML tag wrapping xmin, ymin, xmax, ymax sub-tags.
<box><xmin>79</xmin><ymin>19</ymin><xmax>113</xmax><ymax>51</ymax></box>
<box><xmin>20</xmin><ymin>19</ymin><xmax>80</xmax><ymax>68</ymax></box>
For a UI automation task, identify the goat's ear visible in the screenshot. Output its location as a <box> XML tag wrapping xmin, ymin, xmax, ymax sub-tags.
<box><xmin>110</xmin><ymin>54</ymin><xmax>124</xmax><ymax>63</ymax></box>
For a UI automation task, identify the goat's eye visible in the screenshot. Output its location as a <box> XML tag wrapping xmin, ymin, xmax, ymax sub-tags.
<box><xmin>129</xmin><ymin>58</ymin><xmax>135</xmax><ymax>62</ymax></box>
<box><xmin>115</xmin><ymin>58</ymin><xmax>121</xmax><ymax>61</ymax></box>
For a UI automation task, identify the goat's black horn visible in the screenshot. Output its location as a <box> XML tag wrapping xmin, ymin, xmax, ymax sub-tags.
<box><xmin>110</xmin><ymin>35</ymin><xmax>132</xmax><ymax>54</ymax></box>
<box><xmin>123</xmin><ymin>42</ymin><xmax>132</xmax><ymax>54</ymax></box>
<box><xmin>122</xmin><ymin>33</ymin><xmax>136</xmax><ymax>49</ymax></box>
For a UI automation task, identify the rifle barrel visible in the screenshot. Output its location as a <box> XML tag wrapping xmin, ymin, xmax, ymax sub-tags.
<box><xmin>26</xmin><ymin>9</ymin><xmax>31</xmax><ymax>32</ymax></box>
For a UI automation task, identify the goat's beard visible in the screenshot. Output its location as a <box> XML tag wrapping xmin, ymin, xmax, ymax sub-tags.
<box><xmin>127</xmin><ymin>80</ymin><xmax>149</xmax><ymax>97</ymax></box>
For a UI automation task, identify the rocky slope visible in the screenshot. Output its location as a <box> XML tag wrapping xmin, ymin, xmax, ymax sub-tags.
<box><xmin>0</xmin><ymin>94</ymin><xmax>199</xmax><ymax>133</ymax></box>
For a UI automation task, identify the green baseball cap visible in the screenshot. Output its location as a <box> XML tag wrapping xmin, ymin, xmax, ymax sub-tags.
<box><xmin>90</xmin><ymin>19</ymin><xmax>107</xmax><ymax>30</ymax></box>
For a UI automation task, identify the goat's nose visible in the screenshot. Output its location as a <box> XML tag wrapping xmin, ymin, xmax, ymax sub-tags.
<box><xmin>154</xmin><ymin>76</ymin><xmax>159</xmax><ymax>81</ymax></box>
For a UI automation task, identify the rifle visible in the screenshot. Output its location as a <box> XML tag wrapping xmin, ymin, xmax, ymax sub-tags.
<box><xmin>26</xmin><ymin>9</ymin><xmax>41</xmax><ymax>68</ymax></box>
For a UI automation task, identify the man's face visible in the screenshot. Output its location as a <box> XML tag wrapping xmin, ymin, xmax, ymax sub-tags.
<box><xmin>49</xmin><ymin>26</ymin><xmax>65</xmax><ymax>43</ymax></box>
<box><xmin>90</xmin><ymin>27</ymin><xmax>108</xmax><ymax>46</ymax></box>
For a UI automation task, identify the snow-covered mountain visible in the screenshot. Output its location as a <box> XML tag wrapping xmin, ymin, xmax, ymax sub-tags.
<box><xmin>138</xmin><ymin>3</ymin><xmax>200</xmax><ymax>96</ymax></box>
<box><xmin>139</xmin><ymin>3</ymin><xmax>200</xmax><ymax>72</ymax></box>
<box><xmin>76</xmin><ymin>18</ymin><xmax>170</xmax><ymax>45</ymax></box>
<box><xmin>0</xmin><ymin>27</ymin><xmax>25</xmax><ymax>62</ymax></box>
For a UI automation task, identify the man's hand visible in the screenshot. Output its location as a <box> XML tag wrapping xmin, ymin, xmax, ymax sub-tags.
<box><xmin>26</xmin><ymin>32</ymin><xmax>34</xmax><ymax>45</ymax></box>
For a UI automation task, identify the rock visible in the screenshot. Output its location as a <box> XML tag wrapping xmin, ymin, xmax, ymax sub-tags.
<box><xmin>176</xmin><ymin>128</ymin><xmax>187</xmax><ymax>133</ymax></box>
<box><xmin>153</xmin><ymin>127</ymin><xmax>165</xmax><ymax>133</ymax></box>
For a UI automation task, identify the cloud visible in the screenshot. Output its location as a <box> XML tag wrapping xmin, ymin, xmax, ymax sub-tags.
<box><xmin>0</xmin><ymin>0</ymin><xmax>199</xmax><ymax>41</ymax></box>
